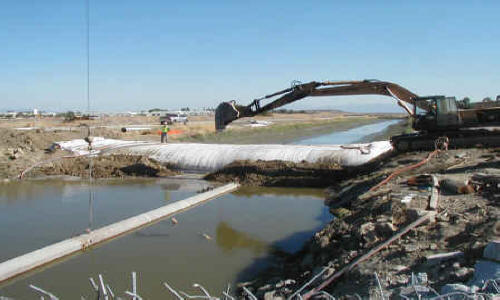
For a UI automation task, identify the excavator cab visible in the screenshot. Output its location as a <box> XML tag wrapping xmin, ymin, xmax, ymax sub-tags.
<box><xmin>413</xmin><ymin>96</ymin><xmax>461</xmax><ymax>132</ymax></box>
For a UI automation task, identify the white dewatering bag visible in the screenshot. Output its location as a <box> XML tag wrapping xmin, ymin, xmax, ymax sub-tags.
<box><xmin>55</xmin><ymin>138</ymin><xmax>393</xmax><ymax>171</ymax></box>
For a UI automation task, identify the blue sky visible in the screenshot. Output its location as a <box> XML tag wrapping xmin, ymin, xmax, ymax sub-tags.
<box><xmin>1</xmin><ymin>1</ymin><xmax>499</xmax><ymax>112</ymax></box>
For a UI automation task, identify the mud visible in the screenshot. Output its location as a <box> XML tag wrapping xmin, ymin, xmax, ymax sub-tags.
<box><xmin>238</xmin><ymin>148</ymin><xmax>500</xmax><ymax>298</ymax></box>
<box><xmin>204</xmin><ymin>151</ymin><xmax>393</xmax><ymax>188</ymax></box>
<box><xmin>30</xmin><ymin>154</ymin><xmax>177</xmax><ymax>178</ymax></box>
<box><xmin>204</xmin><ymin>160</ymin><xmax>348</xmax><ymax>187</ymax></box>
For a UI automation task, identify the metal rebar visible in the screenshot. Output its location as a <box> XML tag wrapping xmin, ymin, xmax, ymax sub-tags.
<box><xmin>89</xmin><ymin>277</ymin><xmax>99</xmax><ymax>292</ymax></box>
<box><xmin>193</xmin><ymin>283</ymin><xmax>212</xmax><ymax>299</ymax></box>
<box><xmin>124</xmin><ymin>291</ymin><xmax>142</xmax><ymax>300</ymax></box>
<box><xmin>106</xmin><ymin>284</ymin><xmax>115</xmax><ymax>298</ymax></box>
<box><xmin>288</xmin><ymin>267</ymin><xmax>329</xmax><ymax>299</ymax></box>
<box><xmin>374</xmin><ymin>272</ymin><xmax>385</xmax><ymax>300</ymax></box>
<box><xmin>29</xmin><ymin>284</ymin><xmax>59</xmax><ymax>300</ymax></box>
<box><xmin>222</xmin><ymin>292</ymin><xmax>235</xmax><ymax>300</ymax></box>
<box><xmin>163</xmin><ymin>282</ymin><xmax>185</xmax><ymax>300</ymax></box>
<box><xmin>131</xmin><ymin>272</ymin><xmax>137</xmax><ymax>300</ymax></box>
<box><xmin>241</xmin><ymin>287</ymin><xmax>257</xmax><ymax>300</ymax></box>
<box><xmin>179</xmin><ymin>291</ymin><xmax>209</xmax><ymax>299</ymax></box>
<box><xmin>99</xmin><ymin>274</ymin><xmax>108</xmax><ymax>300</ymax></box>
<box><xmin>224</xmin><ymin>284</ymin><xmax>231</xmax><ymax>300</ymax></box>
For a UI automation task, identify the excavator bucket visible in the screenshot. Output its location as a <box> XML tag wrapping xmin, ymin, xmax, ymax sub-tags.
<box><xmin>215</xmin><ymin>101</ymin><xmax>240</xmax><ymax>131</ymax></box>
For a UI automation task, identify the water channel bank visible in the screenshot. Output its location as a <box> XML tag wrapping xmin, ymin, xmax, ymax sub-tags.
<box><xmin>241</xmin><ymin>148</ymin><xmax>500</xmax><ymax>299</ymax></box>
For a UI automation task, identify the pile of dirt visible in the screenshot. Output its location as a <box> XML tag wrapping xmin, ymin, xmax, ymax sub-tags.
<box><xmin>205</xmin><ymin>160</ymin><xmax>346</xmax><ymax>187</ymax></box>
<box><xmin>0</xmin><ymin>129</ymin><xmax>78</xmax><ymax>179</ymax></box>
<box><xmin>0</xmin><ymin>127</ymin><xmax>164</xmax><ymax>179</ymax></box>
<box><xmin>240</xmin><ymin>148</ymin><xmax>500</xmax><ymax>298</ymax></box>
<box><xmin>31</xmin><ymin>154</ymin><xmax>177</xmax><ymax>178</ymax></box>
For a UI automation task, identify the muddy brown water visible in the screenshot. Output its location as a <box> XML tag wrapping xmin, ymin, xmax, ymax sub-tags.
<box><xmin>0</xmin><ymin>183</ymin><xmax>329</xmax><ymax>299</ymax></box>
<box><xmin>0</xmin><ymin>120</ymin><xmax>396</xmax><ymax>298</ymax></box>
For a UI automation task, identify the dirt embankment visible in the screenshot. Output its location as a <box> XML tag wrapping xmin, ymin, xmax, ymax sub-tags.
<box><xmin>204</xmin><ymin>155</ymin><xmax>392</xmax><ymax>188</ymax></box>
<box><xmin>0</xmin><ymin>129</ymin><xmax>80</xmax><ymax>179</ymax></box>
<box><xmin>31</xmin><ymin>154</ymin><xmax>177</xmax><ymax>178</ymax></box>
<box><xmin>205</xmin><ymin>160</ymin><xmax>345</xmax><ymax>187</ymax></box>
<box><xmin>0</xmin><ymin>128</ymin><xmax>176</xmax><ymax>180</ymax></box>
<box><xmin>239</xmin><ymin>148</ymin><xmax>500</xmax><ymax>298</ymax></box>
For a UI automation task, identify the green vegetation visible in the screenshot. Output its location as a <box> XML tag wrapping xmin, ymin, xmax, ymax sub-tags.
<box><xmin>272</xmin><ymin>109</ymin><xmax>308</xmax><ymax>114</ymax></box>
<box><xmin>62</xmin><ymin>111</ymin><xmax>76</xmax><ymax>122</ymax></box>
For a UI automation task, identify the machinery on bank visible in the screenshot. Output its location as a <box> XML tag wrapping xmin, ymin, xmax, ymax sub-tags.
<box><xmin>214</xmin><ymin>80</ymin><xmax>500</xmax><ymax>151</ymax></box>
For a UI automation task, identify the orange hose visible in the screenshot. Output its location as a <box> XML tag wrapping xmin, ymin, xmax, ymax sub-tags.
<box><xmin>370</xmin><ymin>149</ymin><xmax>440</xmax><ymax>192</ymax></box>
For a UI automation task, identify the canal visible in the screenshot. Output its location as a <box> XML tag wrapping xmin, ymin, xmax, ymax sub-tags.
<box><xmin>0</xmin><ymin>120</ymin><xmax>398</xmax><ymax>298</ymax></box>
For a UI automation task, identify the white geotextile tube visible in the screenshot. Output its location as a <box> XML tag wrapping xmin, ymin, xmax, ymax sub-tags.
<box><xmin>55</xmin><ymin>138</ymin><xmax>393</xmax><ymax>171</ymax></box>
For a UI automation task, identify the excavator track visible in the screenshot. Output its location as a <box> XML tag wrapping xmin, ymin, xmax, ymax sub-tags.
<box><xmin>391</xmin><ymin>129</ymin><xmax>500</xmax><ymax>151</ymax></box>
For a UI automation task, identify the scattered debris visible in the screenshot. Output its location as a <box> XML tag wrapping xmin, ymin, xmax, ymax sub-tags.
<box><xmin>439</xmin><ymin>178</ymin><xmax>475</xmax><ymax>194</ymax></box>
<box><xmin>201</xmin><ymin>233</ymin><xmax>212</xmax><ymax>240</ymax></box>
<box><xmin>243</xmin><ymin>148</ymin><xmax>499</xmax><ymax>298</ymax></box>
<box><xmin>425</xmin><ymin>251</ymin><xmax>464</xmax><ymax>266</ymax></box>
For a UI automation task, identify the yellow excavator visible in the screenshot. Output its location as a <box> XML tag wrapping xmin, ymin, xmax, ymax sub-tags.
<box><xmin>214</xmin><ymin>80</ymin><xmax>500</xmax><ymax>150</ymax></box>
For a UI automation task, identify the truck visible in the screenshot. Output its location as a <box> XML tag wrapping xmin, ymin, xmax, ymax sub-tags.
<box><xmin>160</xmin><ymin>113</ymin><xmax>188</xmax><ymax>125</ymax></box>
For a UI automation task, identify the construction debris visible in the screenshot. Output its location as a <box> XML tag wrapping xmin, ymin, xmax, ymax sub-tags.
<box><xmin>241</xmin><ymin>148</ymin><xmax>499</xmax><ymax>298</ymax></box>
<box><xmin>439</xmin><ymin>178</ymin><xmax>475</xmax><ymax>194</ymax></box>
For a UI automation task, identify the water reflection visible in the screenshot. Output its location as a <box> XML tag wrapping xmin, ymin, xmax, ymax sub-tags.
<box><xmin>216</xmin><ymin>222</ymin><xmax>267</xmax><ymax>254</ymax></box>
<box><xmin>233</xmin><ymin>186</ymin><xmax>324</xmax><ymax>198</ymax></box>
<box><xmin>0</xmin><ymin>183</ymin><xmax>330</xmax><ymax>298</ymax></box>
<box><xmin>292</xmin><ymin>119</ymin><xmax>399</xmax><ymax>145</ymax></box>
<box><xmin>0</xmin><ymin>178</ymin><xmax>206</xmax><ymax>262</ymax></box>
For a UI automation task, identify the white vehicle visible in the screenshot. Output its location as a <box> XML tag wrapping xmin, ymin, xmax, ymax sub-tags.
<box><xmin>170</xmin><ymin>113</ymin><xmax>188</xmax><ymax>123</ymax></box>
<box><xmin>160</xmin><ymin>113</ymin><xmax>188</xmax><ymax>124</ymax></box>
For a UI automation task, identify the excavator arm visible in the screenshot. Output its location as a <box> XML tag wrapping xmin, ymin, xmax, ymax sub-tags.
<box><xmin>215</xmin><ymin>80</ymin><xmax>420</xmax><ymax>131</ymax></box>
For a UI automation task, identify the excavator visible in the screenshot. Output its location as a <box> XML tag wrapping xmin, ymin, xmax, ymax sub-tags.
<box><xmin>214</xmin><ymin>80</ymin><xmax>500</xmax><ymax>151</ymax></box>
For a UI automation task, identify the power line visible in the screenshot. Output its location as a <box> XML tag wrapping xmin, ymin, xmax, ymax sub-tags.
<box><xmin>86</xmin><ymin>0</ymin><xmax>90</xmax><ymax>113</ymax></box>
<box><xmin>85</xmin><ymin>0</ymin><xmax>94</xmax><ymax>231</ymax></box>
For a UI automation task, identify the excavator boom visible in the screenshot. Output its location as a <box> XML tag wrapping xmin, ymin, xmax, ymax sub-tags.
<box><xmin>214</xmin><ymin>79</ymin><xmax>500</xmax><ymax>151</ymax></box>
<box><xmin>215</xmin><ymin>80</ymin><xmax>419</xmax><ymax>131</ymax></box>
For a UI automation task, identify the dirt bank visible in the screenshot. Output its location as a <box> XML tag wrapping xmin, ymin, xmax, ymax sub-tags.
<box><xmin>0</xmin><ymin>128</ymin><xmax>176</xmax><ymax>180</ymax></box>
<box><xmin>238</xmin><ymin>147</ymin><xmax>500</xmax><ymax>298</ymax></box>
<box><xmin>0</xmin><ymin>129</ymin><xmax>81</xmax><ymax>179</ymax></box>
<box><xmin>204</xmin><ymin>153</ymin><xmax>393</xmax><ymax>188</ymax></box>
<box><xmin>204</xmin><ymin>160</ymin><xmax>344</xmax><ymax>187</ymax></box>
<box><xmin>30</xmin><ymin>154</ymin><xmax>177</xmax><ymax>178</ymax></box>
